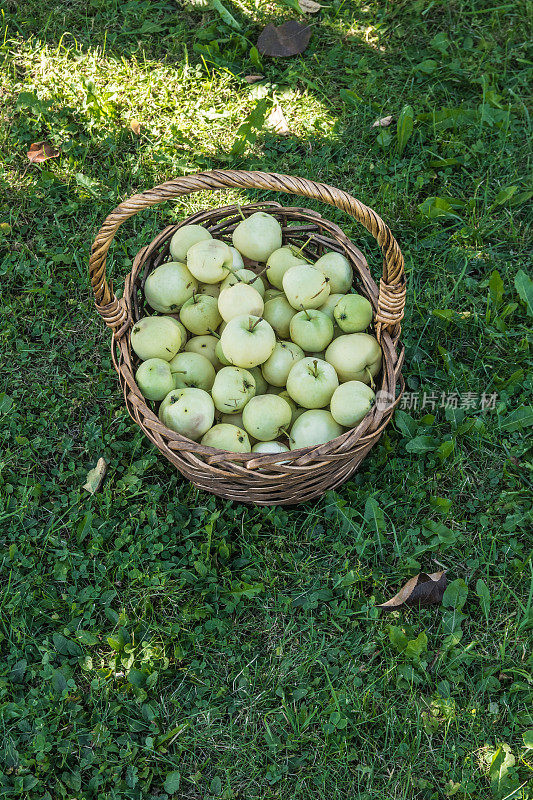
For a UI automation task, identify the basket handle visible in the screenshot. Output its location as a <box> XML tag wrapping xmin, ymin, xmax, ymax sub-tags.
<box><xmin>90</xmin><ymin>169</ymin><xmax>406</xmax><ymax>338</ymax></box>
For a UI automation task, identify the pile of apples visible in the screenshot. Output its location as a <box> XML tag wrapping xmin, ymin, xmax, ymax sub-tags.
<box><xmin>130</xmin><ymin>211</ymin><xmax>382</xmax><ymax>454</ymax></box>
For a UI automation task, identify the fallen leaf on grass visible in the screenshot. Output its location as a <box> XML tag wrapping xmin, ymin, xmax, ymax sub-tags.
<box><xmin>130</xmin><ymin>119</ymin><xmax>142</xmax><ymax>135</ymax></box>
<box><xmin>83</xmin><ymin>458</ymin><xmax>107</xmax><ymax>495</ymax></box>
<box><xmin>266</xmin><ymin>104</ymin><xmax>290</xmax><ymax>135</ymax></box>
<box><xmin>298</xmin><ymin>0</ymin><xmax>321</xmax><ymax>11</ymax></box>
<box><xmin>27</xmin><ymin>141</ymin><xmax>60</xmax><ymax>163</ymax></box>
<box><xmin>282</xmin><ymin>0</ymin><xmax>321</xmax><ymax>11</ymax></box>
<box><xmin>372</xmin><ymin>115</ymin><xmax>393</xmax><ymax>128</ymax></box>
<box><xmin>257</xmin><ymin>21</ymin><xmax>312</xmax><ymax>58</ymax></box>
<box><xmin>377</xmin><ymin>571</ymin><xmax>447</xmax><ymax>611</ymax></box>
<box><xmin>244</xmin><ymin>74</ymin><xmax>265</xmax><ymax>83</ymax></box>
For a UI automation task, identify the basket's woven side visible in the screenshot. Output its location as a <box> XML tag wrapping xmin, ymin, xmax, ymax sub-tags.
<box><xmin>90</xmin><ymin>170</ymin><xmax>405</xmax><ymax>340</ymax></box>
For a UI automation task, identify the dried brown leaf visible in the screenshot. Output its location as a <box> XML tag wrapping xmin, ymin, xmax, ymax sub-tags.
<box><xmin>372</xmin><ymin>115</ymin><xmax>394</xmax><ymax>128</ymax></box>
<box><xmin>130</xmin><ymin>119</ymin><xmax>142</xmax><ymax>135</ymax></box>
<box><xmin>244</xmin><ymin>74</ymin><xmax>265</xmax><ymax>83</ymax></box>
<box><xmin>257</xmin><ymin>21</ymin><xmax>312</xmax><ymax>58</ymax></box>
<box><xmin>83</xmin><ymin>457</ymin><xmax>107</xmax><ymax>495</ymax></box>
<box><xmin>298</xmin><ymin>0</ymin><xmax>321</xmax><ymax>12</ymax></box>
<box><xmin>266</xmin><ymin>104</ymin><xmax>290</xmax><ymax>135</ymax></box>
<box><xmin>27</xmin><ymin>141</ymin><xmax>60</xmax><ymax>163</ymax></box>
<box><xmin>377</xmin><ymin>571</ymin><xmax>447</xmax><ymax>611</ymax></box>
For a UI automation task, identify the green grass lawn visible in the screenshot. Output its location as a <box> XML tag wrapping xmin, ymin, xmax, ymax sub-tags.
<box><xmin>1</xmin><ymin>0</ymin><xmax>532</xmax><ymax>797</ymax></box>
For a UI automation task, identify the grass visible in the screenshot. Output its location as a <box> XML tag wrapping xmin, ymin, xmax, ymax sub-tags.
<box><xmin>0</xmin><ymin>0</ymin><xmax>532</xmax><ymax>797</ymax></box>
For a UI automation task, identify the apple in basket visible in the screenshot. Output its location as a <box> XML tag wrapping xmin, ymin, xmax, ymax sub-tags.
<box><xmin>218</xmin><ymin>283</ymin><xmax>264</xmax><ymax>322</ymax></box>
<box><xmin>169</xmin><ymin>224</ymin><xmax>212</xmax><ymax>262</ymax></box>
<box><xmin>219</xmin><ymin>315</ymin><xmax>276</xmax><ymax>369</ymax></box>
<box><xmin>168</xmin><ymin>352</ymin><xmax>216</xmax><ymax>391</ymax></box>
<box><xmin>211</xmin><ymin>366</ymin><xmax>256</xmax><ymax>413</ymax></box>
<box><xmin>261</xmin><ymin>341</ymin><xmax>304</xmax><ymax>387</ymax></box>
<box><xmin>266</xmin><ymin>246</ymin><xmax>308</xmax><ymax>289</ymax></box>
<box><xmin>286</xmin><ymin>357</ymin><xmax>339</xmax><ymax>409</ymax></box>
<box><xmin>201</xmin><ymin>423</ymin><xmax>251</xmax><ymax>453</ymax></box>
<box><xmin>135</xmin><ymin>358</ymin><xmax>174</xmax><ymax>401</ymax></box>
<box><xmin>289</xmin><ymin>309</ymin><xmax>334</xmax><ymax>352</ymax></box>
<box><xmin>330</xmin><ymin>381</ymin><xmax>376</xmax><ymax>427</ymax></box>
<box><xmin>159</xmin><ymin>387</ymin><xmax>214</xmax><ymax>440</ymax></box>
<box><xmin>290</xmin><ymin>410</ymin><xmax>344</xmax><ymax>450</ymax></box>
<box><xmin>325</xmin><ymin>333</ymin><xmax>382</xmax><ymax>384</ymax></box>
<box><xmin>232</xmin><ymin>212</ymin><xmax>282</xmax><ymax>262</ymax></box>
<box><xmin>283</xmin><ymin>264</ymin><xmax>331</xmax><ymax>310</ymax></box>
<box><xmin>130</xmin><ymin>315</ymin><xmax>182</xmax><ymax>361</ymax></box>
<box><xmin>220</xmin><ymin>268</ymin><xmax>265</xmax><ymax>297</ymax></box>
<box><xmin>144</xmin><ymin>261</ymin><xmax>198</xmax><ymax>313</ymax></box>
<box><xmin>262</xmin><ymin>295</ymin><xmax>297</xmax><ymax>339</ymax></box>
<box><xmin>314</xmin><ymin>251</ymin><xmax>353</xmax><ymax>294</ymax></box>
<box><xmin>333</xmin><ymin>294</ymin><xmax>373</xmax><ymax>333</ymax></box>
<box><xmin>186</xmin><ymin>239</ymin><xmax>232</xmax><ymax>283</ymax></box>
<box><xmin>242</xmin><ymin>395</ymin><xmax>292</xmax><ymax>442</ymax></box>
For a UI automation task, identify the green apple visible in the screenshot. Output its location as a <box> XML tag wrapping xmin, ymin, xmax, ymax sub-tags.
<box><xmin>186</xmin><ymin>239</ymin><xmax>232</xmax><ymax>283</ymax></box>
<box><xmin>289</xmin><ymin>309</ymin><xmax>334</xmax><ymax>352</ymax></box>
<box><xmin>135</xmin><ymin>358</ymin><xmax>174</xmax><ymax>401</ymax></box>
<box><xmin>201</xmin><ymin>423</ymin><xmax>251</xmax><ymax>453</ymax></box>
<box><xmin>160</xmin><ymin>387</ymin><xmax>214</xmax><ymax>440</ymax></box>
<box><xmin>263</xmin><ymin>295</ymin><xmax>296</xmax><ymax>338</ymax></box>
<box><xmin>220</xmin><ymin>411</ymin><xmax>244</xmax><ymax>428</ymax></box>
<box><xmin>220</xmin><ymin>315</ymin><xmax>276</xmax><ymax>368</ymax></box>
<box><xmin>197</xmin><ymin>282</ymin><xmax>220</xmax><ymax>299</ymax></box>
<box><xmin>314</xmin><ymin>252</ymin><xmax>353</xmax><ymax>294</ymax></box>
<box><xmin>249</xmin><ymin>366</ymin><xmax>268</xmax><ymax>395</ymax></box>
<box><xmin>242</xmin><ymin>395</ymin><xmax>292</xmax><ymax>441</ymax></box>
<box><xmin>220</xmin><ymin>268</ymin><xmax>265</xmax><ymax>297</ymax></box>
<box><xmin>318</xmin><ymin>293</ymin><xmax>345</xmax><ymax>320</ymax></box>
<box><xmin>289</xmin><ymin>409</ymin><xmax>344</xmax><ymax>450</ymax></box>
<box><xmin>330</xmin><ymin>381</ymin><xmax>375</xmax><ymax>427</ymax></box>
<box><xmin>168</xmin><ymin>351</ymin><xmax>216</xmax><ymax>391</ymax></box>
<box><xmin>266</xmin><ymin>246</ymin><xmax>307</xmax><ymax>289</ymax></box>
<box><xmin>130</xmin><ymin>315</ymin><xmax>182</xmax><ymax>361</ymax></box>
<box><xmin>278</xmin><ymin>390</ymin><xmax>305</xmax><ymax>426</ymax></box>
<box><xmin>325</xmin><ymin>333</ymin><xmax>382</xmax><ymax>384</ymax></box>
<box><xmin>211</xmin><ymin>366</ymin><xmax>256</xmax><ymax>413</ymax></box>
<box><xmin>251</xmin><ymin>441</ymin><xmax>290</xmax><ymax>454</ymax></box>
<box><xmin>283</xmin><ymin>264</ymin><xmax>330</xmax><ymax>310</ymax></box>
<box><xmin>166</xmin><ymin>317</ymin><xmax>188</xmax><ymax>349</ymax></box>
<box><xmin>169</xmin><ymin>224</ymin><xmax>212</xmax><ymax>262</ymax></box>
<box><xmin>264</xmin><ymin>288</ymin><xmax>284</xmax><ymax>302</ymax></box>
<box><xmin>229</xmin><ymin>247</ymin><xmax>245</xmax><ymax>269</ymax></box>
<box><xmin>286</xmin><ymin>357</ymin><xmax>338</xmax><ymax>409</ymax></box>
<box><xmin>144</xmin><ymin>261</ymin><xmax>197</xmax><ymax>313</ymax></box>
<box><xmin>215</xmin><ymin>339</ymin><xmax>232</xmax><ymax>366</ymax></box>
<box><xmin>333</xmin><ymin>293</ymin><xmax>373</xmax><ymax>333</ymax></box>
<box><xmin>218</xmin><ymin>283</ymin><xmax>264</xmax><ymax>322</ymax></box>
<box><xmin>180</xmin><ymin>294</ymin><xmax>222</xmax><ymax>335</ymax></box>
<box><xmin>261</xmin><ymin>341</ymin><xmax>304</xmax><ymax>387</ymax></box>
<box><xmin>184</xmin><ymin>335</ymin><xmax>220</xmax><ymax>368</ymax></box>
<box><xmin>232</xmin><ymin>212</ymin><xmax>282</xmax><ymax>262</ymax></box>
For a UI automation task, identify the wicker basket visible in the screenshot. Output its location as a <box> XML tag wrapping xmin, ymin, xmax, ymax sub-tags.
<box><xmin>89</xmin><ymin>170</ymin><xmax>406</xmax><ymax>505</ymax></box>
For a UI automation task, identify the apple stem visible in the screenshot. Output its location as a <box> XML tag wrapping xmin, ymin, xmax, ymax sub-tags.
<box><xmin>208</xmin><ymin>328</ymin><xmax>220</xmax><ymax>338</ymax></box>
<box><xmin>236</xmin><ymin>204</ymin><xmax>246</xmax><ymax>221</ymax></box>
<box><xmin>290</xmin><ymin>237</ymin><xmax>313</xmax><ymax>262</ymax></box>
<box><xmin>279</xmin><ymin>427</ymin><xmax>290</xmax><ymax>440</ymax></box>
<box><xmin>249</xmin><ymin>316</ymin><xmax>263</xmax><ymax>331</ymax></box>
<box><xmin>365</xmin><ymin>367</ymin><xmax>375</xmax><ymax>390</ymax></box>
<box><xmin>300</xmin><ymin>304</ymin><xmax>311</xmax><ymax>320</ymax></box>
<box><xmin>191</xmin><ymin>290</ymin><xmax>199</xmax><ymax>304</ymax></box>
<box><xmin>312</xmin><ymin>359</ymin><xmax>319</xmax><ymax>378</ymax></box>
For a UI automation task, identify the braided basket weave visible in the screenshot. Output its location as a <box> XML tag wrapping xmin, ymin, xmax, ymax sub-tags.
<box><xmin>89</xmin><ymin>170</ymin><xmax>406</xmax><ymax>505</ymax></box>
